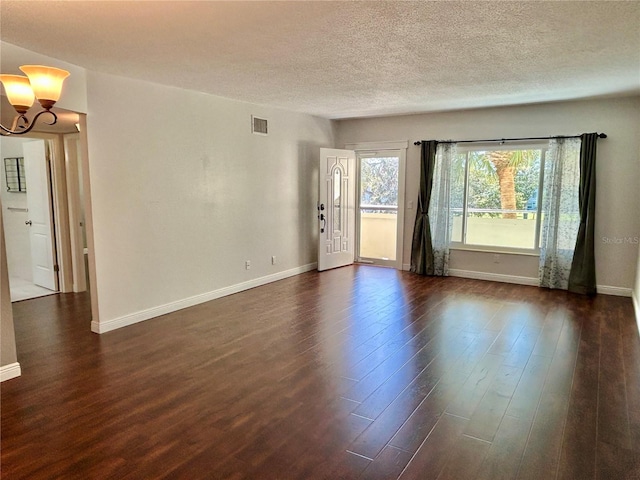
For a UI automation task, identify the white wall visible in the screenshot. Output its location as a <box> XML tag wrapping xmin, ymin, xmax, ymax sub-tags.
<box><xmin>336</xmin><ymin>96</ymin><xmax>640</xmax><ymax>292</ymax></box>
<box><xmin>634</xmin><ymin>240</ymin><xmax>640</xmax><ymax>327</ymax></box>
<box><xmin>0</xmin><ymin>137</ymin><xmax>32</xmax><ymax>281</ymax></box>
<box><xmin>635</xmin><ymin>145</ymin><xmax>640</xmax><ymax>324</ymax></box>
<box><xmin>0</xmin><ymin>206</ymin><xmax>18</xmax><ymax>375</ymax></box>
<box><xmin>85</xmin><ymin>72</ymin><xmax>334</xmax><ymax>331</ymax></box>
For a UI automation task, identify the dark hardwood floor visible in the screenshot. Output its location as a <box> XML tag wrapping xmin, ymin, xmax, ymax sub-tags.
<box><xmin>2</xmin><ymin>265</ymin><xmax>639</xmax><ymax>479</ymax></box>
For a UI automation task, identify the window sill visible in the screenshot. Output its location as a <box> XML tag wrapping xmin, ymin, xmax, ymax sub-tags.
<box><xmin>449</xmin><ymin>245</ymin><xmax>540</xmax><ymax>257</ymax></box>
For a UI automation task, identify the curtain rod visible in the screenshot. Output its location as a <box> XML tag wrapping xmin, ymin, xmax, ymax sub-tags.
<box><xmin>413</xmin><ymin>133</ymin><xmax>607</xmax><ymax>146</ymax></box>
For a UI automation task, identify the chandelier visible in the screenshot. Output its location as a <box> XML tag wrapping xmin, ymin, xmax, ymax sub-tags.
<box><xmin>0</xmin><ymin>65</ymin><xmax>70</xmax><ymax>136</ymax></box>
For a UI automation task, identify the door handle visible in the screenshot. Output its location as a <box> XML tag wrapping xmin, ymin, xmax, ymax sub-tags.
<box><xmin>319</xmin><ymin>213</ymin><xmax>326</xmax><ymax>233</ymax></box>
<box><xmin>25</xmin><ymin>220</ymin><xmax>32</xmax><ymax>226</ymax></box>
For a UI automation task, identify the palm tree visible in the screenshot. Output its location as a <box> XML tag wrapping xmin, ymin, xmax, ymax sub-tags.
<box><xmin>489</xmin><ymin>150</ymin><xmax>518</xmax><ymax>219</ymax></box>
<box><xmin>492</xmin><ymin>150</ymin><xmax>540</xmax><ymax>218</ymax></box>
<box><xmin>451</xmin><ymin>149</ymin><xmax>539</xmax><ymax>219</ymax></box>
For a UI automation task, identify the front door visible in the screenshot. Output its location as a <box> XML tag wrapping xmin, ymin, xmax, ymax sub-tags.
<box><xmin>23</xmin><ymin>140</ymin><xmax>58</xmax><ymax>291</ymax></box>
<box><xmin>318</xmin><ymin>148</ymin><xmax>356</xmax><ymax>271</ymax></box>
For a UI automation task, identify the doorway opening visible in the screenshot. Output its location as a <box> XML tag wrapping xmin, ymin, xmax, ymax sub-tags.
<box><xmin>1</xmin><ymin>112</ymin><xmax>89</xmax><ymax>303</ymax></box>
<box><xmin>1</xmin><ymin>137</ymin><xmax>59</xmax><ymax>301</ymax></box>
<box><xmin>352</xmin><ymin>144</ymin><xmax>406</xmax><ymax>269</ymax></box>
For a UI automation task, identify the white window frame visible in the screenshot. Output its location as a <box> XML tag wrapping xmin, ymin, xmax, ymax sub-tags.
<box><xmin>450</xmin><ymin>141</ymin><xmax>547</xmax><ymax>255</ymax></box>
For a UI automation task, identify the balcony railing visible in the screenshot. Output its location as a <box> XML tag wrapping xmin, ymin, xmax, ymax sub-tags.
<box><xmin>360</xmin><ymin>204</ymin><xmax>399</xmax><ymax>213</ymax></box>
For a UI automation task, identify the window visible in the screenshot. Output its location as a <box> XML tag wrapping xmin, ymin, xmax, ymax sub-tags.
<box><xmin>4</xmin><ymin>157</ymin><xmax>27</xmax><ymax>192</ymax></box>
<box><xmin>451</xmin><ymin>144</ymin><xmax>545</xmax><ymax>251</ymax></box>
<box><xmin>333</xmin><ymin>167</ymin><xmax>342</xmax><ymax>232</ymax></box>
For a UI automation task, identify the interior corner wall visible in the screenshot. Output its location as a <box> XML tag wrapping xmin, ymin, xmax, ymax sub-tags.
<box><xmin>0</xmin><ymin>206</ymin><xmax>18</xmax><ymax>368</ymax></box>
<box><xmin>634</xmin><ymin>153</ymin><xmax>640</xmax><ymax>327</ymax></box>
<box><xmin>335</xmin><ymin>96</ymin><xmax>640</xmax><ymax>291</ymax></box>
<box><xmin>635</xmin><ymin>237</ymin><xmax>640</xmax><ymax>327</ymax></box>
<box><xmin>85</xmin><ymin>72</ymin><xmax>334</xmax><ymax>331</ymax></box>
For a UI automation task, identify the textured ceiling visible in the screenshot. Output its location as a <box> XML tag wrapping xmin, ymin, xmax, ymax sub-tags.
<box><xmin>1</xmin><ymin>1</ymin><xmax>639</xmax><ymax>119</ymax></box>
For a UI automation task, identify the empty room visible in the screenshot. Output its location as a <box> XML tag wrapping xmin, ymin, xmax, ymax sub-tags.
<box><xmin>1</xmin><ymin>1</ymin><xmax>639</xmax><ymax>479</ymax></box>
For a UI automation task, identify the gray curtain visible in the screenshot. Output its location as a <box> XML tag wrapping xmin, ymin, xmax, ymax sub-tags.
<box><xmin>429</xmin><ymin>143</ymin><xmax>456</xmax><ymax>276</ymax></box>
<box><xmin>538</xmin><ymin>137</ymin><xmax>581</xmax><ymax>290</ymax></box>
<box><xmin>410</xmin><ymin>140</ymin><xmax>438</xmax><ymax>275</ymax></box>
<box><xmin>568</xmin><ymin>133</ymin><xmax>598</xmax><ymax>295</ymax></box>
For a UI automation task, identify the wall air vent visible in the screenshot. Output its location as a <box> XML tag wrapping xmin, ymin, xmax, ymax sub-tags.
<box><xmin>251</xmin><ymin>115</ymin><xmax>268</xmax><ymax>136</ymax></box>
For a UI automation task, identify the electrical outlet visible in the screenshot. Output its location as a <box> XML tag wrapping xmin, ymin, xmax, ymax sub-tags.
<box><xmin>408</xmin><ymin>200</ymin><xmax>414</xmax><ymax>209</ymax></box>
<box><xmin>271</xmin><ymin>256</ymin><xmax>277</xmax><ymax>265</ymax></box>
<box><xmin>245</xmin><ymin>260</ymin><xmax>251</xmax><ymax>270</ymax></box>
<box><xmin>493</xmin><ymin>254</ymin><xmax>501</xmax><ymax>264</ymax></box>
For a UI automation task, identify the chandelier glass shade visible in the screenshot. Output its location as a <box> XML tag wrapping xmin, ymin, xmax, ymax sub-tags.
<box><xmin>0</xmin><ymin>65</ymin><xmax>70</xmax><ymax>135</ymax></box>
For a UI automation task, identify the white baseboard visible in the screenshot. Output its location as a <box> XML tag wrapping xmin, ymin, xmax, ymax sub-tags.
<box><xmin>1</xmin><ymin>362</ymin><xmax>21</xmax><ymax>382</ymax></box>
<box><xmin>448</xmin><ymin>269</ymin><xmax>539</xmax><ymax>286</ymax></box>
<box><xmin>596</xmin><ymin>285</ymin><xmax>633</xmax><ymax>297</ymax></box>
<box><xmin>633</xmin><ymin>291</ymin><xmax>640</xmax><ymax>337</ymax></box>
<box><xmin>92</xmin><ymin>263</ymin><xmax>318</xmax><ymax>334</ymax></box>
<box><xmin>405</xmin><ymin>266</ymin><xmax>633</xmax><ymax>297</ymax></box>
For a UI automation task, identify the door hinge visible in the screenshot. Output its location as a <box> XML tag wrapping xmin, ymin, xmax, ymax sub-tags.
<box><xmin>54</xmin><ymin>265</ymin><xmax>60</xmax><ymax>272</ymax></box>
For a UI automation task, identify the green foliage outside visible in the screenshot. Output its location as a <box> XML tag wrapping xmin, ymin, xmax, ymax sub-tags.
<box><xmin>357</xmin><ymin>150</ymin><xmax>541</xmax><ymax>219</ymax></box>
<box><xmin>453</xmin><ymin>149</ymin><xmax>541</xmax><ymax>218</ymax></box>
<box><xmin>360</xmin><ymin>157</ymin><xmax>399</xmax><ymax>207</ymax></box>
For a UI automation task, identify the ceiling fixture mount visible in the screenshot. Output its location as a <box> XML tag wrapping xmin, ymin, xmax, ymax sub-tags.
<box><xmin>0</xmin><ymin>65</ymin><xmax>70</xmax><ymax>135</ymax></box>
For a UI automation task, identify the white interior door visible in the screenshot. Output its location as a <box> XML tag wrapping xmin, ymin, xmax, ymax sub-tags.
<box><xmin>24</xmin><ymin>140</ymin><xmax>58</xmax><ymax>291</ymax></box>
<box><xmin>318</xmin><ymin>148</ymin><xmax>356</xmax><ymax>271</ymax></box>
